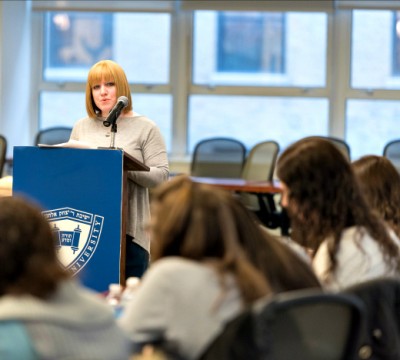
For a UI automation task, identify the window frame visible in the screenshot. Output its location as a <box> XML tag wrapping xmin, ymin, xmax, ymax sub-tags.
<box><xmin>28</xmin><ymin>1</ymin><xmax>400</xmax><ymax>165</ymax></box>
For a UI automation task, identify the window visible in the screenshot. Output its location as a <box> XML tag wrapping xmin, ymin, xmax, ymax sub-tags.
<box><xmin>43</xmin><ymin>11</ymin><xmax>171</xmax><ymax>83</ymax></box>
<box><xmin>193</xmin><ymin>11</ymin><xmax>327</xmax><ymax>87</ymax></box>
<box><xmin>347</xmin><ymin>10</ymin><xmax>400</xmax><ymax>158</ymax></box>
<box><xmin>346</xmin><ymin>99</ymin><xmax>400</xmax><ymax>159</ymax></box>
<box><xmin>27</xmin><ymin>3</ymin><xmax>400</xmax><ymax>164</ymax></box>
<box><xmin>44</xmin><ymin>12</ymin><xmax>113</xmax><ymax>81</ymax></box>
<box><xmin>190</xmin><ymin>11</ymin><xmax>328</xmax><ymax>151</ymax></box>
<box><xmin>393</xmin><ymin>12</ymin><xmax>400</xmax><ymax>75</ymax></box>
<box><xmin>217</xmin><ymin>12</ymin><xmax>285</xmax><ymax>74</ymax></box>
<box><xmin>188</xmin><ymin>95</ymin><xmax>329</xmax><ymax>152</ymax></box>
<box><xmin>352</xmin><ymin>10</ymin><xmax>400</xmax><ymax>89</ymax></box>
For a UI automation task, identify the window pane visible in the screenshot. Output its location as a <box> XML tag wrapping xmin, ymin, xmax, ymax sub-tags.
<box><xmin>44</xmin><ymin>12</ymin><xmax>171</xmax><ymax>83</ymax></box>
<box><xmin>393</xmin><ymin>12</ymin><xmax>400</xmax><ymax>75</ymax></box>
<box><xmin>188</xmin><ymin>95</ymin><xmax>329</xmax><ymax>152</ymax></box>
<box><xmin>217</xmin><ymin>12</ymin><xmax>285</xmax><ymax>73</ymax></box>
<box><xmin>131</xmin><ymin>94</ymin><xmax>172</xmax><ymax>151</ymax></box>
<box><xmin>40</xmin><ymin>92</ymin><xmax>172</xmax><ymax>151</ymax></box>
<box><xmin>193</xmin><ymin>11</ymin><xmax>327</xmax><ymax>87</ymax></box>
<box><xmin>40</xmin><ymin>92</ymin><xmax>86</xmax><ymax>129</ymax></box>
<box><xmin>352</xmin><ymin>10</ymin><xmax>400</xmax><ymax>89</ymax></box>
<box><xmin>346</xmin><ymin>99</ymin><xmax>400</xmax><ymax>159</ymax></box>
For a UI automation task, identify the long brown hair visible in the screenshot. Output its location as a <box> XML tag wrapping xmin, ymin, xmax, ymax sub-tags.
<box><xmin>0</xmin><ymin>197</ymin><xmax>69</xmax><ymax>298</ymax></box>
<box><xmin>277</xmin><ymin>137</ymin><xmax>400</xmax><ymax>273</ymax></box>
<box><xmin>150</xmin><ymin>176</ymin><xmax>320</xmax><ymax>303</ymax></box>
<box><xmin>352</xmin><ymin>155</ymin><xmax>400</xmax><ymax>239</ymax></box>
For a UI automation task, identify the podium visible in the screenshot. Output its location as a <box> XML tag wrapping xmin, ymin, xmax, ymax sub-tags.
<box><xmin>12</xmin><ymin>146</ymin><xmax>149</xmax><ymax>292</ymax></box>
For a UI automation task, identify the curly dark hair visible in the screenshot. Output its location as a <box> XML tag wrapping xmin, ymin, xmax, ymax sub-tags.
<box><xmin>277</xmin><ymin>137</ymin><xmax>400</xmax><ymax>273</ymax></box>
<box><xmin>0</xmin><ymin>196</ymin><xmax>69</xmax><ymax>298</ymax></box>
<box><xmin>352</xmin><ymin>155</ymin><xmax>400</xmax><ymax>239</ymax></box>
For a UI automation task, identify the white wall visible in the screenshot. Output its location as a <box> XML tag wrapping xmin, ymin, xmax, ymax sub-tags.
<box><xmin>0</xmin><ymin>1</ymin><xmax>32</xmax><ymax>158</ymax></box>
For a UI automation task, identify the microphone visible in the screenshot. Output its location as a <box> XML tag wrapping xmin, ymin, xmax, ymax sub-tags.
<box><xmin>103</xmin><ymin>96</ymin><xmax>129</xmax><ymax>127</ymax></box>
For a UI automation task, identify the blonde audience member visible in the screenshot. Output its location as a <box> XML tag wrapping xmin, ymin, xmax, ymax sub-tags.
<box><xmin>118</xmin><ymin>176</ymin><xmax>320</xmax><ymax>360</ymax></box>
<box><xmin>352</xmin><ymin>155</ymin><xmax>400</xmax><ymax>239</ymax></box>
<box><xmin>276</xmin><ymin>137</ymin><xmax>400</xmax><ymax>291</ymax></box>
<box><xmin>0</xmin><ymin>197</ymin><xmax>131</xmax><ymax>359</ymax></box>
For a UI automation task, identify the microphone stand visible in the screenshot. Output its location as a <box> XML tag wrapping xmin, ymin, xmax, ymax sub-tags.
<box><xmin>110</xmin><ymin>120</ymin><xmax>118</xmax><ymax>149</ymax></box>
<box><xmin>106</xmin><ymin>109</ymin><xmax>121</xmax><ymax>149</ymax></box>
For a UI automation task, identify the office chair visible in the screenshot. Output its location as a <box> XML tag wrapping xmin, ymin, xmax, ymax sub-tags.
<box><xmin>191</xmin><ymin>137</ymin><xmax>246</xmax><ymax>178</ymax></box>
<box><xmin>383</xmin><ymin>139</ymin><xmax>400</xmax><ymax>173</ymax></box>
<box><xmin>306</xmin><ymin>136</ymin><xmax>351</xmax><ymax>161</ymax></box>
<box><xmin>239</xmin><ymin>140</ymin><xmax>282</xmax><ymax>231</ymax></box>
<box><xmin>34</xmin><ymin>126</ymin><xmax>73</xmax><ymax>146</ymax></box>
<box><xmin>0</xmin><ymin>135</ymin><xmax>7</xmax><ymax>177</ymax></box>
<box><xmin>241</xmin><ymin>140</ymin><xmax>280</xmax><ymax>183</ymax></box>
<box><xmin>199</xmin><ymin>289</ymin><xmax>364</xmax><ymax>360</ymax></box>
<box><xmin>254</xmin><ymin>290</ymin><xmax>364</xmax><ymax>360</ymax></box>
<box><xmin>344</xmin><ymin>277</ymin><xmax>400</xmax><ymax>360</ymax></box>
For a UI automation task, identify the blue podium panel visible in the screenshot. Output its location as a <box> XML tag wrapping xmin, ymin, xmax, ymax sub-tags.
<box><xmin>12</xmin><ymin>146</ymin><xmax>124</xmax><ymax>292</ymax></box>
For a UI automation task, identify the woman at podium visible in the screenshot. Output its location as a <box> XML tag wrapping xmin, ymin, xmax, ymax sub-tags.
<box><xmin>70</xmin><ymin>60</ymin><xmax>169</xmax><ymax>279</ymax></box>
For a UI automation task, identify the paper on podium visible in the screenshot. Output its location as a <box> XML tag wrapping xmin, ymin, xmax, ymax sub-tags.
<box><xmin>37</xmin><ymin>141</ymin><xmax>149</xmax><ymax>171</ymax></box>
<box><xmin>38</xmin><ymin>139</ymin><xmax>95</xmax><ymax>149</ymax></box>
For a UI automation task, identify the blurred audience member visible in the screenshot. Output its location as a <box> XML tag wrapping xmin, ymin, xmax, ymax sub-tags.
<box><xmin>277</xmin><ymin>137</ymin><xmax>400</xmax><ymax>291</ymax></box>
<box><xmin>352</xmin><ymin>155</ymin><xmax>400</xmax><ymax>239</ymax></box>
<box><xmin>119</xmin><ymin>175</ymin><xmax>320</xmax><ymax>360</ymax></box>
<box><xmin>0</xmin><ymin>197</ymin><xmax>131</xmax><ymax>359</ymax></box>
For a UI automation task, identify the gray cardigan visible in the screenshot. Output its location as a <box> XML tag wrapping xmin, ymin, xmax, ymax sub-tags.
<box><xmin>70</xmin><ymin>115</ymin><xmax>169</xmax><ymax>251</ymax></box>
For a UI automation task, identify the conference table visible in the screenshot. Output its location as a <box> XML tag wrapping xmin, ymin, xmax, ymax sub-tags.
<box><xmin>190</xmin><ymin>176</ymin><xmax>282</xmax><ymax>194</ymax></box>
<box><xmin>190</xmin><ymin>176</ymin><xmax>290</xmax><ymax>235</ymax></box>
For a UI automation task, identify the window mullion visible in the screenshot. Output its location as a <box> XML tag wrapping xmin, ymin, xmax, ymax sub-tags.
<box><xmin>170</xmin><ymin>9</ymin><xmax>192</xmax><ymax>159</ymax></box>
<box><xmin>189</xmin><ymin>85</ymin><xmax>330</xmax><ymax>98</ymax></box>
<box><xmin>329</xmin><ymin>9</ymin><xmax>352</xmax><ymax>138</ymax></box>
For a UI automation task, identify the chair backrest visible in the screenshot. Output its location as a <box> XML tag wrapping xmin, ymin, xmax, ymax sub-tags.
<box><xmin>307</xmin><ymin>136</ymin><xmax>351</xmax><ymax>161</ymax></box>
<box><xmin>239</xmin><ymin>140</ymin><xmax>280</xmax><ymax>212</ymax></box>
<box><xmin>241</xmin><ymin>140</ymin><xmax>280</xmax><ymax>182</ymax></box>
<box><xmin>253</xmin><ymin>290</ymin><xmax>364</xmax><ymax>360</ymax></box>
<box><xmin>0</xmin><ymin>321</ymin><xmax>39</xmax><ymax>358</ymax></box>
<box><xmin>0</xmin><ymin>135</ymin><xmax>7</xmax><ymax>177</ymax></box>
<box><xmin>199</xmin><ymin>289</ymin><xmax>364</xmax><ymax>360</ymax></box>
<box><xmin>34</xmin><ymin>126</ymin><xmax>73</xmax><ymax>146</ymax></box>
<box><xmin>344</xmin><ymin>277</ymin><xmax>400</xmax><ymax>360</ymax></box>
<box><xmin>191</xmin><ymin>137</ymin><xmax>246</xmax><ymax>178</ymax></box>
<box><xmin>383</xmin><ymin>139</ymin><xmax>400</xmax><ymax>173</ymax></box>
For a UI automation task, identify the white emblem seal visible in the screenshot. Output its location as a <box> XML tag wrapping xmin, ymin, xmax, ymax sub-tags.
<box><xmin>43</xmin><ymin>207</ymin><xmax>104</xmax><ymax>275</ymax></box>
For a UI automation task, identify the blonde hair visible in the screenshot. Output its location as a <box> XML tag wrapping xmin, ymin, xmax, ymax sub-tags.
<box><xmin>85</xmin><ymin>60</ymin><xmax>132</xmax><ymax>118</ymax></box>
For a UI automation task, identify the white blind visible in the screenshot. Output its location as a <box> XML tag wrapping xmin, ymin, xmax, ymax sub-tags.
<box><xmin>31</xmin><ymin>0</ymin><xmax>175</xmax><ymax>13</ymax></box>
<box><xmin>28</xmin><ymin>0</ymin><xmax>400</xmax><ymax>15</ymax></box>
<box><xmin>180</xmin><ymin>0</ymin><xmax>335</xmax><ymax>12</ymax></box>
<box><xmin>336</xmin><ymin>1</ymin><xmax>400</xmax><ymax>10</ymax></box>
